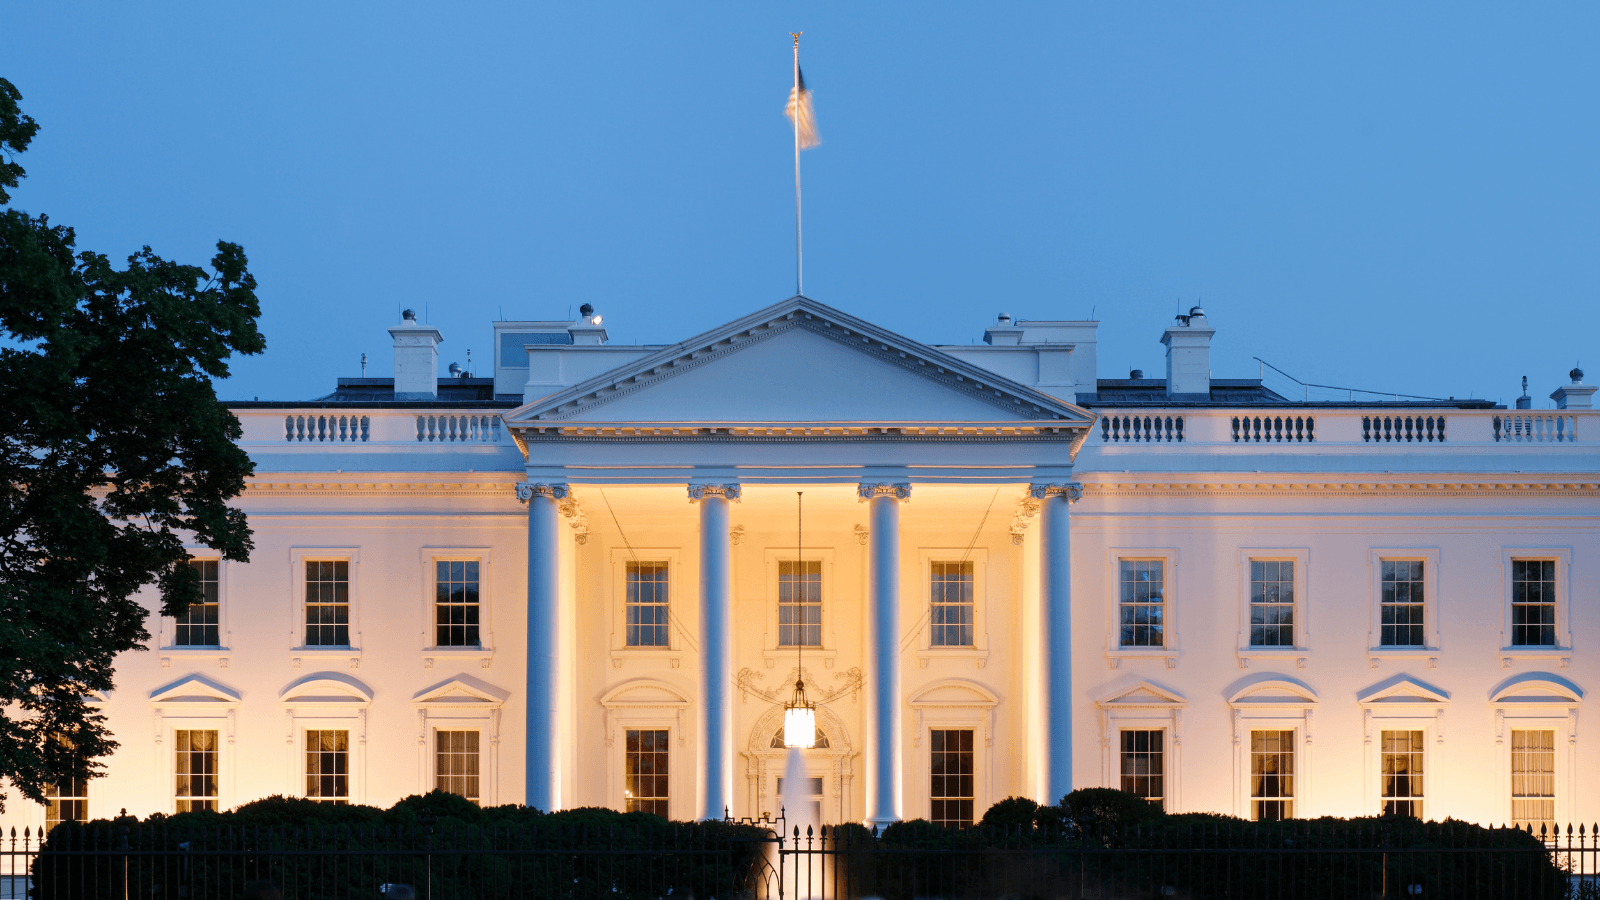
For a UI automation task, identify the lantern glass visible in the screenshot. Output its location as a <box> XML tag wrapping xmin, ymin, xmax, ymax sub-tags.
<box><xmin>783</xmin><ymin>705</ymin><xmax>816</xmax><ymax>749</ymax></box>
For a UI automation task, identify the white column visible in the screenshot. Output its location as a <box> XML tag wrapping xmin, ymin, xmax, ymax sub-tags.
<box><xmin>689</xmin><ymin>483</ymin><xmax>739</xmax><ymax>819</ymax></box>
<box><xmin>861</xmin><ymin>481</ymin><xmax>910</xmax><ymax>827</ymax></box>
<box><xmin>518</xmin><ymin>481</ymin><xmax>568</xmax><ymax>812</ymax></box>
<box><xmin>1036</xmin><ymin>482</ymin><xmax>1081</xmax><ymax>805</ymax></box>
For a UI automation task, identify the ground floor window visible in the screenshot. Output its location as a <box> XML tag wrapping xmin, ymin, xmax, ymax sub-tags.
<box><xmin>1511</xmin><ymin>729</ymin><xmax>1555</xmax><ymax>832</ymax></box>
<box><xmin>1119</xmin><ymin>729</ymin><xmax>1165</xmax><ymax>810</ymax></box>
<box><xmin>436</xmin><ymin>730</ymin><xmax>481</xmax><ymax>804</ymax></box>
<box><xmin>1380</xmin><ymin>730</ymin><xmax>1425</xmax><ymax>818</ymax></box>
<box><xmin>305</xmin><ymin>729</ymin><xmax>350</xmax><ymax>803</ymax></box>
<box><xmin>624</xmin><ymin>729</ymin><xmax>669</xmax><ymax>816</ymax></box>
<box><xmin>44</xmin><ymin>776</ymin><xmax>87</xmax><ymax>829</ymax></box>
<box><xmin>930</xmin><ymin>728</ymin><xmax>975</xmax><ymax>828</ymax></box>
<box><xmin>175</xmin><ymin>729</ymin><xmax>219</xmax><ymax>812</ymax></box>
<box><xmin>776</xmin><ymin>775</ymin><xmax>824</xmax><ymax>824</ymax></box>
<box><xmin>1250</xmin><ymin>730</ymin><xmax>1294</xmax><ymax>821</ymax></box>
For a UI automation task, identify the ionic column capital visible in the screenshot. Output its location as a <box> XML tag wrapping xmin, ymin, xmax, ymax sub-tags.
<box><xmin>857</xmin><ymin>482</ymin><xmax>911</xmax><ymax>502</ymax></box>
<box><xmin>1030</xmin><ymin>482</ymin><xmax>1083</xmax><ymax>503</ymax></box>
<box><xmin>687</xmin><ymin>483</ymin><xmax>741</xmax><ymax>502</ymax></box>
<box><xmin>516</xmin><ymin>482</ymin><xmax>570</xmax><ymax>502</ymax></box>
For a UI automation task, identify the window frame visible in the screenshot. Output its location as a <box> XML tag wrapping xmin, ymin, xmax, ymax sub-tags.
<box><xmin>433</xmin><ymin>728</ymin><xmax>484</xmax><ymax>805</ymax></box>
<box><xmin>1500</xmin><ymin>549</ymin><xmax>1573</xmax><ymax>659</ymax></box>
<box><xmin>289</xmin><ymin>548</ymin><xmax>363</xmax><ymax>667</ymax></box>
<box><xmin>608</xmin><ymin>547</ymin><xmax>685</xmax><ymax>667</ymax></box>
<box><xmin>1105</xmin><ymin>549</ymin><xmax>1179</xmax><ymax>665</ymax></box>
<box><xmin>158</xmin><ymin>550</ymin><xmax>232</xmax><ymax>668</ymax></box>
<box><xmin>908</xmin><ymin>680</ymin><xmax>996</xmax><ymax>824</ymax></box>
<box><xmin>1365</xmin><ymin>549</ymin><xmax>1441</xmax><ymax>662</ymax></box>
<box><xmin>1247</xmin><ymin>728</ymin><xmax>1298</xmax><ymax>822</ymax></box>
<box><xmin>412</xmin><ymin>676</ymin><xmax>507</xmax><ymax>806</ymax></box>
<box><xmin>302</xmin><ymin>727</ymin><xmax>353</xmax><ymax>804</ymax></box>
<box><xmin>1235</xmin><ymin>549</ymin><xmax>1311</xmax><ymax>666</ymax></box>
<box><xmin>1227</xmin><ymin>679</ymin><xmax>1317</xmax><ymax>820</ymax></box>
<box><xmin>622</xmin><ymin>727</ymin><xmax>673</xmax><ymax>817</ymax></box>
<box><xmin>1118</xmin><ymin>728</ymin><xmax>1168</xmax><ymax>811</ymax></box>
<box><xmin>150</xmin><ymin>676</ymin><xmax>239</xmax><ymax>815</ymax></box>
<box><xmin>1357</xmin><ymin>677</ymin><xmax>1445</xmax><ymax>818</ymax></box>
<box><xmin>1490</xmin><ymin>676</ymin><xmax>1581</xmax><ymax>827</ymax></box>
<box><xmin>279</xmin><ymin>675</ymin><xmax>371</xmax><ymax>806</ymax></box>
<box><xmin>761</xmin><ymin>547</ymin><xmax>837</xmax><ymax>669</ymax></box>
<box><xmin>1096</xmin><ymin>681</ymin><xmax>1186</xmax><ymax>813</ymax></box>
<box><xmin>914</xmin><ymin>548</ymin><xmax>990</xmax><ymax>667</ymax></box>
<box><xmin>419</xmin><ymin>547</ymin><xmax>495</xmax><ymax>667</ymax></box>
<box><xmin>927</xmin><ymin>727</ymin><xmax>977</xmax><ymax>828</ymax></box>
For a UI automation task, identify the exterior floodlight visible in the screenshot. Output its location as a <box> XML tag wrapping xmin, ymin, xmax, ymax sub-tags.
<box><xmin>782</xmin><ymin>491</ymin><xmax>816</xmax><ymax>750</ymax></box>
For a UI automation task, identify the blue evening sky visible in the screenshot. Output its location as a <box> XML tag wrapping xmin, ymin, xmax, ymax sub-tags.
<box><xmin>5</xmin><ymin>4</ymin><xmax>1596</xmax><ymax>406</ymax></box>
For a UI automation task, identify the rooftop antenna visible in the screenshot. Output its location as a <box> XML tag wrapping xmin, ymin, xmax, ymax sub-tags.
<box><xmin>360</xmin><ymin>353</ymin><xmax>367</xmax><ymax>377</ymax></box>
<box><xmin>1516</xmin><ymin>376</ymin><xmax>1532</xmax><ymax>410</ymax></box>
<box><xmin>466</xmin><ymin>349</ymin><xmax>472</xmax><ymax>377</ymax></box>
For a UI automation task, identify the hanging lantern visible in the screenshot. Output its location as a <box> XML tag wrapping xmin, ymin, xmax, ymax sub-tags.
<box><xmin>783</xmin><ymin>676</ymin><xmax>816</xmax><ymax>749</ymax></box>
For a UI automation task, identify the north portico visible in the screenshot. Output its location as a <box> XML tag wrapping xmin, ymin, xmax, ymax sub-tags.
<box><xmin>502</xmin><ymin>296</ymin><xmax>1096</xmax><ymax>822</ymax></box>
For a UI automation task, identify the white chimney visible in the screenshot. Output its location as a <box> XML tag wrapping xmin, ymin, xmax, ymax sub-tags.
<box><xmin>389</xmin><ymin>309</ymin><xmax>443</xmax><ymax>400</ymax></box>
<box><xmin>1551</xmin><ymin>366</ymin><xmax>1595</xmax><ymax>410</ymax></box>
<box><xmin>568</xmin><ymin>302</ymin><xmax>609</xmax><ymax>345</ymax></box>
<box><xmin>1161</xmin><ymin>305</ymin><xmax>1214</xmax><ymax>400</ymax></box>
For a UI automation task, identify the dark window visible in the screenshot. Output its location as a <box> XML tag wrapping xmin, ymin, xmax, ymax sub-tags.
<box><xmin>1380</xmin><ymin>560</ymin><xmax>1426</xmax><ymax>647</ymax></box>
<box><xmin>1249</xmin><ymin>560</ymin><xmax>1294</xmax><ymax>647</ymax></box>
<box><xmin>1118</xmin><ymin>560</ymin><xmax>1164</xmax><ymax>648</ymax></box>
<box><xmin>930</xmin><ymin>561</ymin><xmax>975</xmax><ymax>647</ymax></box>
<box><xmin>930</xmin><ymin>729</ymin><xmax>974</xmax><ymax>828</ymax></box>
<box><xmin>1119</xmin><ymin>729</ymin><xmax>1165</xmax><ymax>809</ymax></box>
<box><xmin>1511</xmin><ymin>560</ymin><xmax>1557</xmax><ymax>647</ymax></box>
<box><xmin>624</xmin><ymin>729</ymin><xmax>669</xmax><ymax>816</ymax></box>
<box><xmin>43</xmin><ymin>736</ymin><xmax>87</xmax><ymax>829</ymax></box>
<box><xmin>625</xmin><ymin>561</ymin><xmax>670</xmax><ymax>647</ymax></box>
<box><xmin>305</xmin><ymin>730</ymin><xmax>350</xmax><ymax>803</ymax></box>
<box><xmin>176</xmin><ymin>559</ymin><xmax>220</xmax><ymax>646</ymax></box>
<box><xmin>435</xmin><ymin>560</ymin><xmax>481</xmax><ymax>647</ymax></box>
<box><xmin>305</xmin><ymin>561</ymin><xmax>350</xmax><ymax>646</ymax></box>
<box><xmin>778</xmin><ymin>560</ymin><xmax>822</xmax><ymax>647</ymax></box>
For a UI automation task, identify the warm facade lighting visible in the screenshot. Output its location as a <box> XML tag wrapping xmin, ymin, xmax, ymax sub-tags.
<box><xmin>783</xmin><ymin>679</ymin><xmax>816</xmax><ymax>749</ymax></box>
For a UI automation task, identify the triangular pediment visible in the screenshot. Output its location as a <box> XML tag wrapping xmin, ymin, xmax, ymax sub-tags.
<box><xmin>411</xmin><ymin>675</ymin><xmax>510</xmax><ymax>708</ymax></box>
<box><xmin>1358</xmin><ymin>674</ymin><xmax>1450</xmax><ymax>706</ymax></box>
<box><xmin>1097</xmin><ymin>680</ymin><xmax>1187</xmax><ymax>709</ymax></box>
<box><xmin>150</xmin><ymin>674</ymin><xmax>241</xmax><ymax>706</ymax></box>
<box><xmin>505</xmin><ymin>297</ymin><xmax>1094</xmax><ymax>429</ymax></box>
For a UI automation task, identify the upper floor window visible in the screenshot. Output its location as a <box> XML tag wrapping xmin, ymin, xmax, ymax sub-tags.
<box><xmin>305</xmin><ymin>560</ymin><xmax>350</xmax><ymax>647</ymax></box>
<box><xmin>1510</xmin><ymin>560</ymin><xmax>1557</xmax><ymax>647</ymax></box>
<box><xmin>625</xmin><ymin>561</ymin><xmax>670</xmax><ymax>647</ymax></box>
<box><xmin>175</xmin><ymin>559</ymin><xmax>220</xmax><ymax>647</ymax></box>
<box><xmin>1118</xmin><ymin>560</ymin><xmax>1165</xmax><ymax>648</ymax></box>
<box><xmin>1380</xmin><ymin>560</ymin><xmax>1426</xmax><ymax>647</ymax></box>
<box><xmin>435</xmin><ymin>561</ymin><xmax>481</xmax><ymax>647</ymax></box>
<box><xmin>1249</xmin><ymin>560</ymin><xmax>1294</xmax><ymax>647</ymax></box>
<box><xmin>778</xmin><ymin>560</ymin><xmax>822</xmax><ymax>647</ymax></box>
<box><xmin>930</xmin><ymin>561</ymin><xmax>974</xmax><ymax>648</ymax></box>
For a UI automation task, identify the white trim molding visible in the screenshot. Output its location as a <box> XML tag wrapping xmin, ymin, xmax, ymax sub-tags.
<box><xmin>1236</xmin><ymin>548</ymin><xmax>1311</xmax><ymax>669</ymax></box>
<box><xmin>1226</xmin><ymin>675</ymin><xmax>1317</xmax><ymax>819</ymax></box>
<box><xmin>158</xmin><ymin>547</ymin><xmax>234</xmax><ymax>669</ymax></box>
<box><xmin>279</xmin><ymin>673</ymin><xmax>373</xmax><ymax>805</ymax></box>
<box><xmin>287</xmin><ymin>547</ymin><xmax>363</xmax><ymax>669</ymax></box>
<box><xmin>411</xmin><ymin>675</ymin><xmax>510</xmax><ymax>806</ymax></box>
<box><xmin>598</xmin><ymin>678</ymin><xmax>693</xmax><ymax>820</ymax></box>
<box><xmin>417</xmin><ymin>547</ymin><xmax>496</xmax><ymax>669</ymax></box>
<box><xmin>1366</xmin><ymin>548</ymin><xmax>1443</xmax><ymax>667</ymax></box>
<box><xmin>1488</xmin><ymin>673</ymin><xmax>1583</xmax><ymax>826</ymax></box>
<box><xmin>606</xmin><ymin>547</ymin><xmax>687</xmax><ymax>668</ymax></box>
<box><xmin>912</xmin><ymin>547</ymin><xmax>991</xmax><ymax>669</ymax></box>
<box><xmin>1357</xmin><ymin>674</ymin><xmax>1450</xmax><ymax>818</ymax></box>
<box><xmin>760</xmin><ymin>546</ymin><xmax>839</xmax><ymax>669</ymax></box>
<box><xmin>1096</xmin><ymin>680</ymin><xmax>1187</xmax><ymax>812</ymax></box>
<box><xmin>1498</xmin><ymin>548</ymin><xmax>1574</xmax><ymax>665</ymax></box>
<box><xmin>1105</xmin><ymin>548</ymin><xmax>1180</xmax><ymax>668</ymax></box>
<box><xmin>907</xmin><ymin>679</ymin><xmax>1000</xmax><ymax>824</ymax></box>
<box><xmin>149</xmin><ymin>675</ymin><xmax>241</xmax><ymax>814</ymax></box>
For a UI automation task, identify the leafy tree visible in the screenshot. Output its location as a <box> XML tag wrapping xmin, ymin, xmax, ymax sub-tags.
<box><xmin>0</xmin><ymin>77</ymin><xmax>263</xmax><ymax>809</ymax></box>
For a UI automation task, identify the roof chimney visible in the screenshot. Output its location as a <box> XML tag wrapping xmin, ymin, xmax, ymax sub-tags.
<box><xmin>1551</xmin><ymin>366</ymin><xmax>1595</xmax><ymax>410</ymax></box>
<box><xmin>1516</xmin><ymin>376</ymin><xmax>1532</xmax><ymax>410</ymax></box>
<box><xmin>1161</xmin><ymin>305</ymin><xmax>1214</xmax><ymax>400</ymax></box>
<box><xmin>389</xmin><ymin>308</ymin><xmax>443</xmax><ymax>400</ymax></box>
<box><xmin>983</xmin><ymin>312</ymin><xmax>1024</xmax><ymax>346</ymax></box>
<box><xmin>568</xmin><ymin>305</ymin><xmax>608</xmax><ymax>345</ymax></box>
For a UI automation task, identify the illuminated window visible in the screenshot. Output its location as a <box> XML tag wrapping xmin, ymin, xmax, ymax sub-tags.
<box><xmin>305</xmin><ymin>730</ymin><xmax>349</xmax><ymax>803</ymax></box>
<box><xmin>1380</xmin><ymin>730</ymin><xmax>1425</xmax><ymax>817</ymax></box>
<box><xmin>777</xmin><ymin>776</ymin><xmax>824</xmax><ymax>824</ymax></box>
<box><xmin>778</xmin><ymin>560</ymin><xmax>821</xmax><ymax>647</ymax></box>
<box><xmin>1511</xmin><ymin>729</ymin><xmax>1555</xmax><ymax>832</ymax></box>
<box><xmin>930</xmin><ymin>561</ymin><xmax>975</xmax><ymax>647</ymax></box>
<box><xmin>771</xmin><ymin>725</ymin><xmax>829</xmax><ymax>749</ymax></box>
<box><xmin>1250</xmin><ymin>730</ymin><xmax>1294</xmax><ymax>820</ymax></box>
<box><xmin>624</xmin><ymin>729</ymin><xmax>669</xmax><ymax>816</ymax></box>
<box><xmin>929</xmin><ymin>729</ymin><xmax>974</xmax><ymax>828</ymax></box>
<box><xmin>175</xmin><ymin>559</ymin><xmax>220</xmax><ymax>647</ymax></box>
<box><xmin>1249</xmin><ymin>560</ymin><xmax>1294</xmax><ymax>647</ymax></box>
<box><xmin>435</xmin><ymin>561</ymin><xmax>481</xmax><ymax>647</ymax></box>
<box><xmin>625</xmin><ymin>561</ymin><xmax>670</xmax><ymax>647</ymax></box>
<box><xmin>1380</xmin><ymin>560</ymin><xmax>1426</xmax><ymax>647</ymax></box>
<box><xmin>1511</xmin><ymin>560</ymin><xmax>1557</xmax><ymax>647</ymax></box>
<box><xmin>175</xmin><ymin>729</ymin><xmax>218</xmax><ymax>812</ymax></box>
<box><xmin>436</xmin><ymin>731</ymin><xmax>480</xmax><ymax>804</ymax></box>
<box><xmin>1119</xmin><ymin>729</ymin><xmax>1165</xmax><ymax>810</ymax></box>
<box><xmin>305</xmin><ymin>561</ymin><xmax>350</xmax><ymax>646</ymax></box>
<box><xmin>42</xmin><ymin>736</ymin><xmax>87</xmax><ymax>829</ymax></box>
<box><xmin>1118</xmin><ymin>560</ymin><xmax>1164</xmax><ymax>648</ymax></box>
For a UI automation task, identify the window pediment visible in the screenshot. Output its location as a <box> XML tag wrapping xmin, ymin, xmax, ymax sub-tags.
<box><xmin>149</xmin><ymin>674</ymin><xmax>241</xmax><ymax>708</ymax></box>
<box><xmin>599</xmin><ymin>679</ymin><xmax>691</xmax><ymax>709</ymax></box>
<box><xmin>1097</xmin><ymin>680</ymin><xmax>1186</xmax><ymax>709</ymax></box>
<box><xmin>411</xmin><ymin>675</ymin><xmax>510</xmax><ymax>708</ymax></box>
<box><xmin>909</xmin><ymin>679</ymin><xmax>1000</xmax><ymax>709</ymax></box>
<box><xmin>279</xmin><ymin>672</ymin><xmax>374</xmax><ymax>708</ymax></box>
<box><xmin>1489</xmin><ymin>673</ymin><xmax>1582</xmax><ymax>707</ymax></box>
<box><xmin>1227</xmin><ymin>676</ymin><xmax>1318</xmax><ymax>709</ymax></box>
<box><xmin>1358</xmin><ymin>674</ymin><xmax>1450</xmax><ymax>707</ymax></box>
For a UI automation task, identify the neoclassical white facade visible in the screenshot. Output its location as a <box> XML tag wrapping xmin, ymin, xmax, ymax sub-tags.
<box><xmin>9</xmin><ymin>295</ymin><xmax>1595</xmax><ymax>832</ymax></box>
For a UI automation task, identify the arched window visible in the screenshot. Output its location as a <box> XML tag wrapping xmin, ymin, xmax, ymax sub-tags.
<box><xmin>770</xmin><ymin>725</ymin><xmax>830</xmax><ymax>749</ymax></box>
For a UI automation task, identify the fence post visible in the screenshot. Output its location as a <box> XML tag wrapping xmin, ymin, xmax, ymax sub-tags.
<box><xmin>418</xmin><ymin>806</ymin><xmax>436</xmax><ymax>900</ymax></box>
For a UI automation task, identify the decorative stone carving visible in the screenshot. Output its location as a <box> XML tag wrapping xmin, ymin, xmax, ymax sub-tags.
<box><xmin>558</xmin><ymin>494</ymin><xmax>589</xmax><ymax>544</ymax></box>
<box><xmin>686</xmin><ymin>483</ymin><xmax>741</xmax><ymax>502</ymax></box>
<box><xmin>1009</xmin><ymin>491</ymin><xmax>1040</xmax><ymax>544</ymax></box>
<box><xmin>730</xmin><ymin>524</ymin><xmax>746</xmax><ymax>545</ymax></box>
<box><xmin>853</xmin><ymin>524</ymin><xmax>869</xmax><ymax>544</ymax></box>
<box><xmin>1029</xmin><ymin>483</ymin><xmax>1084</xmax><ymax>502</ymax></box>
<box><xmin>857</xmin><ymin>482</ymin><xmax>911</xmax><ymax>501</ymax></box>
<box><xmin>515</xmin><ymin>482</ymin><xmax>569</xmax><ymax>502</ymax></box>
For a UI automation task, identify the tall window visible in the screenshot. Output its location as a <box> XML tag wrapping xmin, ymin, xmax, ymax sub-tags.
<box><xmin>43</xmin><ymin>737</ymin><xmax>87</xmax><ymax>829</ymax></box>
<box><xmin>1511</xmin><ymin>729</ymin><xmax>1555</xmax><ymax>832</ymax></box>
<box><xmin>1118</xmin><ymin>560</ymin><xmax>1165</xmax><ymax>648</ymax></box>
<box><xmin>174</xmin><ymin>729</ymin><xmax>218</xmax><ymax>812</ymax></box>
<box><xmin>1250</xmin><ymin>730</ymin><xmax>1294</xmax><ymax>820</ymax></box>
<box><xmin>435</xmin><ymin>561</ymin><xmax>481</xmax><ymax>647</ymax></box>
<box><xmin>305</xmin><ymin>730</ymin><xmax>349</xmax><ymax>803</ymax></box>
<box><xmin>930</xmin><ymin>561</ymin><xmax>975</xmax><ymax>647</ymax></box>
<box><xmin>436</xmin><ymin>731</ymin><xmax>480</xmax><ymax>804</ymax></box>
<box><xmin>1380</xmin><ymin>560</ymin><xmax>1425</xmax><ymax>647</ymax></box>
<box><xmin>624</xmin><ymin>729</ymin><xmax>669</xmax><ymax>816</ymax></box>
<box><xmin>1380</xmin><ymin>730</ymin><xmax>1425</xmax><ymax>817</ymax></box>
<box><xmin>176</xmin><ymin>559</ymin><xmax>220</xmax><ymax>646</ymax></box>
<box><xmin>776</xmin><ymin>776</ymin><xmax>824</xmax><ymax>824</ymax></box>
<box><xmin>625</xmin><ymin>561</ymin><xmax>670</xmax><ymax>647</ymax></box>
<box><xmin>1249</xmin><ymin>560</ymin><xmax>1294</xmax><ymax>647</ymax></box>
<box><xmin>1511</xmin><ymin>560</ymin><xmax>1557</xmax><ymax>647</ymax></box>
<box><xmin>1119</xmin><ymin>729</ymin><xmax>1165</xmax><ymax>810</ymax></box>
<box><xmin>778</xmin><ymin>560</ymin><xmax>822</xmax><ymax>647</ymax></box>
<box><xmin>929</xmin><ymin>729</ymin><xmax>974</xmax><ymax>828</ymax></box>
<box><xmin>305</xmin><ymin>561</ymin><xmax>350</xmax><ymax>646</ymax></box>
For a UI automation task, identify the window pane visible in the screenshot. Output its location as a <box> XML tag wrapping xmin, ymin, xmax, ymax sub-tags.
<box><xmin>930</xmin><ymin>728</ymin><xmax>975</xmax><ymax>828</ymax></box>
<box><xmin>1379</xmin><ymin>560</ymin><xmax>1426</xmax><ymax>647</ymax></box>
<box><xmin>436</xmin><ymin>559</ymin><xmax>482</xmax><ymax>647</ymax></box>
<box><xmin>778</xmin><ymin>560</ymin><xmax>822</xmax><ymax>648</ymax></box>
<box><xmin>624</xmin><ymin>729</ymin><xmax>670</xmax><ymax>816</ymax></box>
<box><xmin>176</xmin><ymin>559</ymin><xmax>221</xmax><ymax>647</ymax></box>
<box><xmin>1510</xmin><ymin>729</ymin><xmax>1555</xmax><ymax>833</ymax></box>
<box><xmin>1380</xmin><ymin>730</ymin><xmax>1425</xmax><ymax>818</ymax></box>
<box><xmin>305</xmin><ymin>561</ymin><xmax>351</xmax><ymax>646</ymax></box>
<box><xmin>1510</xmin><ymin>560</ymin><xmax>1558</xmax><ymax>647</ymax></box>
<box><xmin>930</xmin><ymin>561</ymin><xmax>975</xmax><ymax>647</ymax></box>
<box><xmin>1119</xmin><ymin>729</ymin><xmax>1165</xmax><ymax>810</ymax></box>
<box><xmin>1249</xmin><ymin>560</ymin><xmax>1294</xmax><ymax>647</ymax></box>
<box><xmin>625</xmin><ymin>562</ymin><xmax>670</xmax><ymax>647</ymax></box>
<box><xmin>175</xmin><ymin>729</ymin><xmax>219</xmax><ymax>812</ymax></box>
<box><xmin>1118</xmin><ymin>560</ymin><xmax>1165</xmax><ymax>648</ymax></box>
<box><xmin>436</xmin><ymin>730</ymin><xmax>481</xmax><ymax>804</ymax></box>
<box><xmin>1250</xmin><ymin>730</ymin><xmax>1295</xmax><ymax>821</ymax></box>
<box><xmin>305</xmin><ymin>730</ymin><xmax>350</xmax><ymax>804</ymax></box>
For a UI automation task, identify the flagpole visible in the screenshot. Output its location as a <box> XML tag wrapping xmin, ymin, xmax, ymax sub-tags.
<box><xmin>792</xmin><ymin>32</ymin><xmax>803</xmax><ymax>297</ymax></box>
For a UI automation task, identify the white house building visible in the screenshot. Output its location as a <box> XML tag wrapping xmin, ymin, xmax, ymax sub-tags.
<box><xmin>13</xmin><ymin>295</ymin><xmax>1596</xmax><ymax>833</ymax></box>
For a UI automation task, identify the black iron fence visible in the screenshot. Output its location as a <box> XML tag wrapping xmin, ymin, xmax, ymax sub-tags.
<box><xmin>2</xmin><ymin>815</ymin><xmax>1597</xmax><ymax>899</ymax></box>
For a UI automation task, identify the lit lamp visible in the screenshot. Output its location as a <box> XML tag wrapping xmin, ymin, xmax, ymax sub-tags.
<box><xmin>783</xmin><ymin>491</ymin><xmax>816</xmax><ymax>750</ymax></box>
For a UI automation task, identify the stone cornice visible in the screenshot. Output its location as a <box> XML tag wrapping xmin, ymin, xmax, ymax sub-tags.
<box><xmin>513</xmin><ymin>422</ymin><xmax>1083</xmax><ymax>441</ymax></box>
<box><xmin>1079</xmin><ymin>480</ymin><xmax>1600</xmax><ymax>497</ymax></box>
<box><xmin>244</xmin><ymin>478</ymin><xmax>522</xmax><ymax>497</ymax></box>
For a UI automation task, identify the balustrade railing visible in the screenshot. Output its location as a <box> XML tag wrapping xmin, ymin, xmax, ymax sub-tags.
<box><xmin>416</xmin><ymin>414</ymin><xmax>502</xmax><ymax>443</ymax></box>
<box><xmin>1495</xmin><ymin>414</ymin><xmax>1578</xmax><ymax>443</ymax></box>
<box><xmin>1232</xmin><ymin>415</ymin><xmax>1315</xmax><ymax>443</ymax></box>
<box><xmin>284</xmin><ymin>414</ymin><xmax>369</xmax><ymax>443</ymax></box>
<box><xmin>1363</xmin><ymin>415</ymin><xmax>1445</xmax><ymax>443</ymax></box>
<box><xmin>1101</xmin><ymin>414</ymin><xmax>1184</xmax><ymax>443</ymax></box>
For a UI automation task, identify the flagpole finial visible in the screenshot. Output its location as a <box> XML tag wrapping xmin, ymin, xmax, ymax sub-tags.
<box><xmin>791</xmin><ymin>31</ymin><xmax>802</xmax><ymax>46</ymax></box>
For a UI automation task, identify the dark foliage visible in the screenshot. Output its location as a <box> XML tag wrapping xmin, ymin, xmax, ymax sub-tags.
<box><xmin>0</xmin><ymin>78</ymin><xmax>262</xmax><ymax>808</ymax></box>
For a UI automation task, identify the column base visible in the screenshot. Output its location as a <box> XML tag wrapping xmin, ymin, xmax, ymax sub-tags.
<box><xmin>864</xmin><ymin>816</ymin><xmax>901</xmax><ymax>832</ymax></box>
